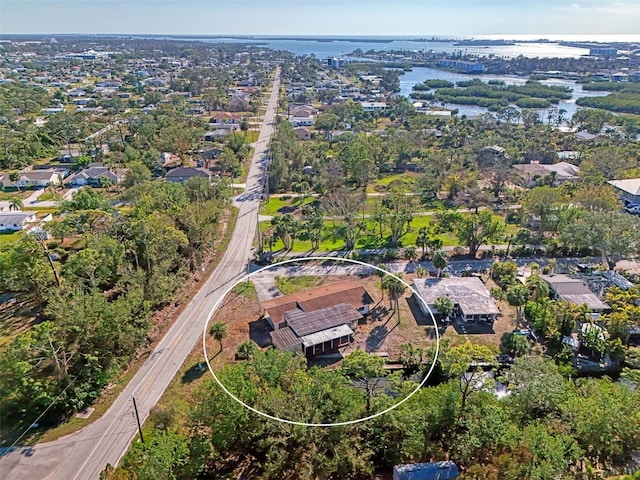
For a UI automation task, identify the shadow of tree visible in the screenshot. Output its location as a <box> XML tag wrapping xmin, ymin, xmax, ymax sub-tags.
<box><xmin>181</xmin><ymin>362</ymin><xmax>208</xmax><ymax>384</ymax></box>
<box><xmin>368</xmin><ymin>305</ymin><xmax>388</xmax><ymax>322</ymax></box>
<box><xmin>366</xmin><ymin>325</ymin><xmax>389</xmax><ymax>351</ymax></box>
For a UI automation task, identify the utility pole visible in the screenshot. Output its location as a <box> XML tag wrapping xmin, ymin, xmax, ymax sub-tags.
<box><xmin>132</xmin><ymin>396</ymin><xmax>144</xmax><ymax>444</ymax></box>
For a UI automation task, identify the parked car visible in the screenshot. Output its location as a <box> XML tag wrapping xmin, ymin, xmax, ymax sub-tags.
<box><xmin>626</xmin><ymin>205</ymin><xmax>640</xmax><ymax>214</ymax></box>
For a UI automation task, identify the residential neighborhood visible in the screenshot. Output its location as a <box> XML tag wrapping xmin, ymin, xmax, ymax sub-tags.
<box><xmin>1</xmin><ymin>31</ymin><xmax>640</xmax><ymax>480</ymax></box>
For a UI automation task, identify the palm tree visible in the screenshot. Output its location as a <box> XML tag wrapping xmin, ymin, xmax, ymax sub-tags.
<box><xmin>382</xmin><ymin>273</ymin><xmax>406</xmax><ymax>323</ymax></box>
<box><xmin>209</xmin><ymin>322</ymin><xmax>228</xmax><ymax>351</ymax></box>
<box><xmin>415</xmin><ymin>266</ymin><xmax>428</xmax><ymax>278</ymax></box>
<box><xmin>526</xmin><ymin>273</ymin><xmax>549</xmax><ymax>302</ymax></box>
<box><xmin>375</xmin><ymin>264</ymin><xmax>388</xmax><ymax>300</ymax></box>
<box><xmin>9</xmin><ymin>196</ymin><xmax>23</xmax><ymax>211</ymax></box>
<box><xmin>507</xmin><ymin>284</ymin><xmax>530</xmax><ymax>328</ymax></box>
<box><xmin>432</xmin><ymin>250</ymin><xmax>448</xmax><ymax>278</ymax></box>
<box><xmin>404</xmin><ymin>246</ymin><xmax>417</xmax><ymax>262</ymax></box>
<box><xmin>434</xmin><ymin>296</ymin><xmax>455</xmax><ymax>321</ymax></box>
<box><xmin>100</xmin><ymin>176</ymin><xmax>114</xmax><ymax>193</ymax></box>
<box><xmin>547</xmin><ymin>258</ymin><xmax>557</xmax><ymax>276</ymax></box>
<box><xmin>415</xmin><ymin>226</ymin><xmax>430</xmax><ymax>260</ymax></box>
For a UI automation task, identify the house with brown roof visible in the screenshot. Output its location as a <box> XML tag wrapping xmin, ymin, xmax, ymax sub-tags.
<box><xmin>261</xmin><ymin>281</ymin><xmax>373</xmax><ymax>357</ymax></box>
<box><xmin>209</xmin><ymin>111</ymin><xmax>241</xmax><ymax>124</ymax></box>
<box><xmin>294</xmin><ymin>127</ymin><xmax>312</xmax><ymax>140</ymax></box>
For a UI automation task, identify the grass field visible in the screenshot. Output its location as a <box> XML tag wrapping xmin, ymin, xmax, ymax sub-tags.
<box><xmin>260</xmin><ymin>195</ymin><xmax>316</xmax><ymax>216</ymax></box>
<box><xmin>231</xmin><ymin>281</ymin><xmax>257</xmax><ymax>300</ymax></box>
<box><xmin>367</xmin><ymin>172</ymin><xmax>420</xmax><ymax>193</ymax></box>
<box><xmin>0</xmin><ymin>231</ymin><xmax>24</xmax><ymax>245</ymax></box>
<box><xmin>275</xmin><ymin>276</ymin><xmax>325</xmax><ymax>295</ymax></box>
<box><xmin>38</xmin><ymin>191</ymin><xmax>62</xmax><ymax>202</ymax></box>
<box><xmin>261</xmin><ymin>211</ymin><xmax>518</xmax><ymax>253</ymax></box>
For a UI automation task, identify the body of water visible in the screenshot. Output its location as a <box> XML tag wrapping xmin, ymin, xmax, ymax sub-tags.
<box><xmin>194</xmin><ymin>36</ymin><xmax>592</xmax><ymax>59</ymax></box>
<box><xmin>398</xmin><ymin>66</ymin><xmax>609</xmax><ymax>120</ymax></box>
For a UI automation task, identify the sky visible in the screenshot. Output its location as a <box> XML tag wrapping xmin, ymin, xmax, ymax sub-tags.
<box><xmin>1</xmin><ymin>0</ymin><xmax>640</xmax><ymax>37</ymax></box>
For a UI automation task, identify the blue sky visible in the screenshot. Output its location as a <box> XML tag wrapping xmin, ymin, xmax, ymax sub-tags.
<box><xmin>1</xmin><ymin>0</ymin><xmax>639</xmax><ymax>36</ymax></box>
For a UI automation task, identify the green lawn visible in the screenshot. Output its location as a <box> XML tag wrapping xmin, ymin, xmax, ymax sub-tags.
<box><xmin>260</xmin><ymin>196</ymin><xmax>316</xmax><ymax>216</ymax></box>
<box><xmin>243</xmin><ymin>131</ymin><xmax>259</xmax><ymax>143</ymax></box>
<box><xmin>0</xmin><ymin>190</ymin><xmax>30</xmax><ymax>201</ymax></box>
<box><xmin>261</xmin><ymin>211</ymin><xmax>519</xmax><ymax>253</ymax></box>
<box><xmin>367</xmin><ymin>172</ymin><xmax>420</xmax><ymax>193</ymax></box>
<box><xmin>23</xmin><ymin>206</ymin><xmax>58</xmax><ymax>214</ymax></box>
<box><xmin>0</xmin><ymin>231</ymin><xmax>24</xmax><ymax>245</ymax></box>
<box><xmin>231</xmin><ymin>281</ymin><xmax>257</xmax><ymax>300</ymax></box>
<box><xmin>38</xmin><ymin>191</ymin><xmax>62</xmax><ymax>202</ymax></box>
<box><xmin>275</xmin><ymin>276</ymin><xmax>325</xmax><ymax>295</ymax></box>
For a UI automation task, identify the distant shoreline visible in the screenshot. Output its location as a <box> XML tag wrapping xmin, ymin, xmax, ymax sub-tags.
<box><xmin>1</xmin><ymin>33</ymin><xmax>638</xmax><ymax>46</ymax></box>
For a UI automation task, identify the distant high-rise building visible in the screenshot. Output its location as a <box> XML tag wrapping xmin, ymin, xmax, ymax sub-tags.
<box><xmin>327</xmin><ymin>57</ymin><xmax>345</xmax><ymax>69</ymax></box>
<box><xmin>589</xmin><ymin>47</ymin><xmax>617</xmax><ymax>57</ymax></box>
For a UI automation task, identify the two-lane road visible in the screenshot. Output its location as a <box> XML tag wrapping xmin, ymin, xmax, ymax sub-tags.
<box><xmin>0</xmin><ymin>67</ymin><xmax>281</xmax><ymax>480</ymax></box>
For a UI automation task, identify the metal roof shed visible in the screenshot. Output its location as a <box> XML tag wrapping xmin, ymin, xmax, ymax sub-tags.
<box><xmin>393</xmin><ymin>461</ymin><xmax>459</xmax><ymax>480</ymax></box>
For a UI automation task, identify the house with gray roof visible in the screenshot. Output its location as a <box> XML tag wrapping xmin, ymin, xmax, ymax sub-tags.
<box><xmin>165</xmin><ymin>167</ymin><xmax>211</xmax><ymax>183</ymax></box>
<box><xmin>412</xmin><ymin>277</ymin><xmax>500</xmax><ymax>323</ymax></box>
<box><xmin>65</xmin><ymin>163</ymin><xmax>125</xmax><ymax>187</ymax></box>
<box><xmin>0</xmin><ymin>211</ymin><xmax>36</xmax><ymax>232</ymax></box>
<box><xmin>541</xmin><ymin>274</ymin><xmax>610</xmax><ymax>312</ymax></box>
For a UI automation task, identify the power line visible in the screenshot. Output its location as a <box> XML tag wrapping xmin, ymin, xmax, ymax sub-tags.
<box><xmin>7</xmin><ymin>374</ymin><xmax>79</xmax><ymax>451</ymax></box>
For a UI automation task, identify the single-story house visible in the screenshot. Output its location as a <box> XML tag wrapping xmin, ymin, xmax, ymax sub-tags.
<box><xmin>288</xmin><ymin>115</ymin><xmax>314</xmax><ymax>127</ymax></box>
<box><xmin>576</xmin><ymin>131</ymin><xmax>598</xmax><ymax>141</ymax></box>
<box><xmin>294</xmin><ymin>127</ymin><xmax>312</xmax><ymax>140</ymax></box>
<box><xmin>608</xmin><ymin>178</ymin><xmax>640</xmax><ymax>206</ymax></box>
<box><xmin>65</xmin><ymin>163</ymin><xmax>126</xmax><ymax>187</ymax></box>
<box><xmin>209</xmin><ymin>112</ymin><xmax>241</xmax><ymax>124</ymax></box>
<box><xmin>412</xmin><ymin>277</ymin><xmax>500</xmax><ymax>323</ymax></box>
<box><xmin>360</xmin><ymin>101</ymin><xmax>388</xmax><ymax>112</ymax></box>
<box><xmin>513</xmin><ymin>161</ymin><xmax>580</xmax><ymax>186</ymax></box>
<box><xmin>541</xmin><ymin>274</ymin><xmax>610</xmax><ymax>312</ymax></box>
<box><xmin>164</xmin><ymin>167</ymin><xmax>211</xmax><ymax>183</ymax></box>
<box><xmin>270</xmin><ymin>304</ymin><xmax>362</xmax><ymax>356</ymax></box>
<box><xmin>393</xmin><ymin>461</ymin><xmax>459</xmax><ymax>480</ymax></box>
<box><xmin>1</xmin><ymin>169</ymin><xmax>65</xmax><ymax>189</ymax></box>
<box><xmin>0</xmin><ymin>211</ymin><xmax>36</xmax><ymax>232</ymax></box>
<box><xmin>23</xmin><ymin>169</ymin><xmax>65</xmax><ymax>188</ymax></box>
<box><xmin>262</xmin><ymin>281</ymin><xmax>373</xmax><ymax>357</ymax></box>
<box><xmin>204</xmin><ymin>128</ymin><xmax>236</xmax><ymax>140</ymax></box>
<box><xmin>290</xmin><ymin>106</ymin><xmax>317</xmax><ymax>117</ymax></box>
<box><xmin>227</xmin><ymin>97</ymin><xmax>250</xmax><ymax>112</ymax></box>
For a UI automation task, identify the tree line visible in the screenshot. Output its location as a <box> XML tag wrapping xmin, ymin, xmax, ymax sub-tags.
<box><xmin>0</xmin><ymin>177</ymin><xmax>229</xmax><ymax>429</ymax></box>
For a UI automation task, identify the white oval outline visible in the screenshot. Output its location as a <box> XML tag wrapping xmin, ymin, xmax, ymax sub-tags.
<box><xmin>202</xmin><ymin>256</ymin><xmax>440</xmax><ymax>427</ymax></box>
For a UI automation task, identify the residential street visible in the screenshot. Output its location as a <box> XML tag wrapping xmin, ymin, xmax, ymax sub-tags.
<box><xmin>0</xmin><ymin>67</ymin><xmax>281</xmax><ymax>480</ymax></box>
